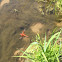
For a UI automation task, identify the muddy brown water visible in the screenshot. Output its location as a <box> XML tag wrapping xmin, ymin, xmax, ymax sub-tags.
<box><xmin>0</xmin><ymin>0</ymin><xmax>62</xmax><ymax>62</ymax></box>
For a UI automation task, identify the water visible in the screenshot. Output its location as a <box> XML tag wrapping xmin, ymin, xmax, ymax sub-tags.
<box><xmin>0</xmin><ymin>0</ymin><xmax>62</xmax><ymax>62</ymax></box>
<box><xmin>0</xmin><ymin>0</ymin><xmax>2</xmax><ymax>2</ymax></box>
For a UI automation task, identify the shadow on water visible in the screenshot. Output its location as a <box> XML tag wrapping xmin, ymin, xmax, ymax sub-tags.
<box><xmin>0</xmin><ymin>0</ymin><xmax>62</xmax><ymax>62</ymax></box>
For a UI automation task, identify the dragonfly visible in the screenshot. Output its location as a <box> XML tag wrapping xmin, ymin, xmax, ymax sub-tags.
<box><xmin>19</xmin><ymin>30</ymin><xmax>28</xmax><ymax>39</ymax></box>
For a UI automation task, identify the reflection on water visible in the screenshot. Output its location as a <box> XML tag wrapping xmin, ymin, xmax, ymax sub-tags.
<box><xmin>0</xmin><ymin>0</ymin><xmax>62</xmax><ymax>62</ymax></box>
<box><xmin>0</xmin><ymin>0</ymin><xmax>2</xmax><ymax>2</ymax></box>
<box><xmin>0</xmin><ymin>0</ymin><xmax>10</xmax><ymax>8</ymax></box>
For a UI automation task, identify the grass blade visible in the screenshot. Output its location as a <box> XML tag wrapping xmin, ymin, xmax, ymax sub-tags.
<box><xmin>12</xmin><ymin>56</ymin><xmax>28</xmax><ymax>58</ymax></box>
<box><xmin>42</xmin><ymin>52</ymin><xmax>48</xmax><ymax>62</ymax></box>
<box><xmin>55</xmin><ymin>53</ymin><xmax>60</xmax><ymax>62</ymax></box>
<box><xmin>44</xmin><ymin>32</ymin><xmax>46</xmax><ymax>52</ymax></box>
<box><xmin>22</xmin><ymin>42</ymin><xmax>39</xmax><ymax>55</ymax></box>
<box><xmin>46</xmin><ymin>31</ymin><xmax>61</xmax><ymax>50</ymax></box>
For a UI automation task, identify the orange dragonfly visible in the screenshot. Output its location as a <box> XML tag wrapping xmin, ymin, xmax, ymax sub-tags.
<box><xmin>19</xmin><ymin>30</ymin><xmax>28</xmax><ymax>39</ymax></box>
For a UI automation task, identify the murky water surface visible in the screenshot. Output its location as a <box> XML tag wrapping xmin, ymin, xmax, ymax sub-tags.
<box><xmin>0</xmin><ymin>0</ymin><xmax>62</xmax><ymax>62</ymax></box>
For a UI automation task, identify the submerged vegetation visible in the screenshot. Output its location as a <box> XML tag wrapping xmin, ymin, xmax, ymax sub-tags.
<box><xmin>35</xmin><ymin>0</ymin><xmax>62</xmax><ymax>15</ymax></box>
<box><xmin>13</xmin><ymin>28</ymin><xmax>62</xmax><ymax>62</ymax></box>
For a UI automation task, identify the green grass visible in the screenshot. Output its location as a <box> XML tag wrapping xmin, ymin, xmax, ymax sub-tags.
<box><xmin>13</xmin><ymin>28</ymin><xmax>62</xmax><ymax>62</ymax></box>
